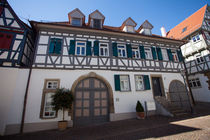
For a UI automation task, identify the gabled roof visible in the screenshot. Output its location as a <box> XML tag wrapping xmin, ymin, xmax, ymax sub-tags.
<box><xmin>88</xmin><ymin>10</ymin><xmax>105</xmax><ymax>25</ymax></box>
<box><xmin>167</xmin><ymin>4</ymin><xmax>207</xmax><ymax>40</ymax></box>
<box><xmin>120</xmin><ymin>17</ymin><xmax>137</xmax><ymax>29</ymax></box>
<box><xmin>0</xmin><ymin>0</ymin><xmax>31</xmax><ymax>31</ymax></box>
<box><xmin>137</xmin><ymin>20</ymin><xmax>153</xmax><ymax>32</ymax></box>
<box><xmin>68</xmin><ymin>8</ymin><xmax>85</xmax><ymax>25</ymax></box>
<box><xmin>68</xmin><ymin>8</ymin><xmax>85</xmax><ymax>18</ymax></box>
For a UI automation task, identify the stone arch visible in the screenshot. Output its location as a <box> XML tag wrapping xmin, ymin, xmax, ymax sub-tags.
<box><xmin>70</xmin><ymin>72</ymin><xmax>114</xmax><ymax>120</ymax></box>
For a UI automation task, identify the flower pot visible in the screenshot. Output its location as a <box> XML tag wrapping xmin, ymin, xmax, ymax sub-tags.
<box><xmin>58</xmin><ymin>121</ymin><xmax>68</xmax><ymax>131</ymax></box>
<box><xmin>136</xmin><ymin>112</ymin><xmax>145</xmax><ymax>119</ymax></box>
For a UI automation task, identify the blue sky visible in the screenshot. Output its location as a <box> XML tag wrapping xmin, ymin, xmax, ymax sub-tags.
<box><xmin>8</xmin><ymin>0</ymin><xmax>210</xmax><ymax>35</ymax></box>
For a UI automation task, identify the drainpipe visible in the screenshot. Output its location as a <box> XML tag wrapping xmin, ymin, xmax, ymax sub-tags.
<box><xmin>20</xmin><ymin>67</ymin><xmax>32</xmax><ymax>134</ymax></box>
<box><xmin>20</xmin><ymin>28</ymin><xmax>36</xmax><ymax>134</ymax></box>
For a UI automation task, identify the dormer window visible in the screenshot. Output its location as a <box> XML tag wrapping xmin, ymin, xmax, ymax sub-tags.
<box><xmin>182</xmin><ymin>27</ymin><xmax>187</xmax><ymax>33</ymax></box>
<box><xmin>88</xmin><ymin>10</ymin><xmax>105</xmax><ymax>29</ymax></box>
<box><xmin>137</xmin><ymin>20</ymin><xmax>154</xmax><ymax>36</ymax></box>
<box><xmin>93</xmin><ymin>19</ymin><xmax>101</xmax><ymax>28</ymax></box>
<box><xmin>121</xmin><ymin>17</ymin><xmax>137</xmax><ymax>33</ymax></box>
<box><xmin>72</xmin><ymin>18</ymin><xmax>81</xmax><ymax>26</ymax></box>
<box><xmin>68</xmin><ymin>8</ymin><xmax>85</xmax><ymax>27</ymax></box>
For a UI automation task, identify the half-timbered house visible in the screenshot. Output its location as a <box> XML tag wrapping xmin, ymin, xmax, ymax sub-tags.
<box><xmin>0</xmin><ymin>0</ymin><xmax>34</xmax><ymax>136</ymax></box>
<box><xmin>167</xmin><ymin>4</ymin><xmax>210</xmax><ymax>102</ymax></box>
<box><xmin>8</xmin><ymin>8</ymin><xmax>190</xmax><ymax>134</ymax></box>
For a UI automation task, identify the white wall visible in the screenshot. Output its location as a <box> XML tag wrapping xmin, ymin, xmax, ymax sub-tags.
<box><xmin>190</xmin><ymin>74</ymin><xmax>210</xmax><ymax>102</ymax></box>
<box><xmin>24</xmin><ymin>69</ymin><xmax>184</xmax><ymax>124</ymax></box>
<box><xmin>0</xmin><ymin>68</ymin><xmax>29</xmax><ymax>135</ymax></box>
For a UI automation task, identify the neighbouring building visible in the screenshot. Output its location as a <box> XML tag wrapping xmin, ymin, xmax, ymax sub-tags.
<box><xmin>167</xmin><ymin>4</ymin><xmax>210</xmax><ymax>102</ymax></box>
<box><xmin>0</xmin><ymin>0</ymin><xmax>34</xmax><ymax>136</ymax></box>
<box><xmin>0</xmin><ymin>2</ymin><xmax>192</xmax><ymax>136</ymax></box>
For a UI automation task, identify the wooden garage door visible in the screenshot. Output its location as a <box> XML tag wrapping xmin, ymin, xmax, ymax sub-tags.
<box><xmin>74</xmin><ymin>78</ymin><xmax>109</xmax><ymax>126</ymax></box>
<box><xmin>169</xmin><ymin>80</ymin><xmax>190</xmax><ymax>109</ymax></box>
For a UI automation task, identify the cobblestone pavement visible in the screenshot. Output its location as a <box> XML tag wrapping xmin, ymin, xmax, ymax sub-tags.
<box><xmin>1</xmin><ymin>102</ymin><xmax>210</xmax><ymax>140</ymax></box>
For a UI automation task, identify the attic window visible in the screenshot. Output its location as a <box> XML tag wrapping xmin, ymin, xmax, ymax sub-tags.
<box><xmin>182</xmin><ymin>27</ymin><xmax>187</xmax><ymax>33</ymax></box>
<box><xmin>72</xmin><ymin>18</ymin><xmax>81</xmax><ymax>26</ymax></box>
<box><xmin>93</xmin><ymin>19</ymin><xmax>101</xmax><ymax>29</ymax></box>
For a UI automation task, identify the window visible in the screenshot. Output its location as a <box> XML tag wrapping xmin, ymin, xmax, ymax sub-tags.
<box><xmin>71</xmin><ymin>18</ymin><xmax>81</xmax><ymax>26</ymax></box>
<box><xmin>93</xmin><ymin>19</ymin><xmax>101</xmax><ymax>28</ymax></box>
<box><xmin>182</xmin><ymin>27</ymin><xmax>187</xmax><ymax>33</ymax></box>
<box><xmin>192</xmin><ymin>34</ymin><xmax>200</xmax><ymax>42</ymax></box>
<box><xmin>99</xmin><ymin>43</ymin><xmax>109</xmax><ymax>56</ymax></box>
<box><xmin>135</xmin><ymin>75</ymin><xmax>144</xmax><ymax>91</ymax></box>
<box><xmin>76</xmin><ymin>41</ymin><xmax>86</xmax><ymax>56</ymax></box>
<box><xmin>189</xmin><ymin>78</ymin><xmax>201</xmax><ymax>88</ymax></box>
<box><xmin>118</xmin><ymin>45</ymin><xmax>127</xmax><ymax>57</ymax></box>
<box><xmin>0</xmin><ymin>32</ymin><xmax>13</xmax><ymax>50</ymax></box>
<box><xmin>195</xmin><ymin>54</ymin><xmax>204</xmax><ymax>64</ymax></box>
<box><xmin>172</xmin><ymin>51</ymin><xmax>178</xmax><ymax>62</ymax></box>
<box><xmin>132</xmin><ymin>46</ymin><xmax>140</xmax><ymax>58</ymax></box>
<box><xmin>161</xmin><ymin>49</ymin><xmax>168</xmax><ymax>61</ymax></box>
<box><xmin>40</xmin><ymin>79</ymin><xmax>60</xmax><ymax>119</ymax></box>
<box><xmin>43</xmin><ymin>92</ymin><xmax>56</xmax><ymax>118</ymax></box>
<box><xmin>49</xmin><ymin>38</ymin><xmax>62</xmax><ymax>54</ymax></box>
<box><xmin>145</xmin><ymin>48</ymin><xmax>152</xmax><ymax>59</ymax></box>
<box><xmin>46</xmin><ymin>81</ymin><xmax>58</xmax><ymax>89</ymax></box>
<box><xmin>120</xmin><ymin>75</ymin><xmax>130</xmax><ymax>91</ymax></box>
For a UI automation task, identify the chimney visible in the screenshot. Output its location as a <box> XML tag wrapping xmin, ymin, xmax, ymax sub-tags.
<box><xmin>160</xmin><ymin>27</ymin><xmax>167</xmax><ymax>37</ymax></box>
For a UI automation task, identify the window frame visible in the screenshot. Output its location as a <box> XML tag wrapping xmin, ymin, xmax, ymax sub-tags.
<box><xmin>93</xmin><ymin>19</ymin><xmax>101</xmax><ymax>29</ymax></box>
<box><xmin>135</xmin><ymin>75</ymin><xmax>145</xmax><ymax>91</ymax></box>
<box><xmin>40</xmin><ymin>79</ymin><xmax>60</xmax><ymax>119</ymax></box>
<box><xmin>192</xmin><ymin>34</ymin><xmax>201</xmax><ymax>42</ymax></box>
<box><xmin>161</xmin><ymin>48</ymin><xmax>169</xmax><ymax>61</ymax></box>
<box><xmin>189</xmin><ymin>78</ymin><xmax>202</xmax><ymax>89</ymax></box>
<box><xmin>71</xmin><ymin>18</ymin><xmax>82</xmax><ymax>26</ymax></box>
<box><xmin>132</xmin><ymin>46</ymin><xmax>140</xmax><ymax>59</ymax></box>
<box><xmin>195</xmin><ymin>54</ymin><xmax>205</xmax><ymax>64</ymax></box>
<box><xmin>75</xmin><ymin>41</ymin><xmax>86</xmax><ymax>56</ymax></box>
<box><xmin>99</xmin><ymin>42</ymin><xmax>109</xmax><ymax>57</ymax></box>
<box><xmin>145</xmin><ymin>48</ymin><xmax>153</xmax><ymax>60</ymax></box>
<box><xmin>171</xmin><ymin>50</ymin><xmax>179</xmax><ymax>62</ymax></box>
<box><xmin>117</xmin><ymin>44</ymin><xmax>127</xmax><ymax>58</ymax></box>
<box><xmin>119</xmin><ymin>75</ymin><xmax>131</xmax><ymax>92</ymax></box>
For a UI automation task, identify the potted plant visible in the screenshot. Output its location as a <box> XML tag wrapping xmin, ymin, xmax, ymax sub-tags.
<box><xmin>136</xmin><ymin>101</ymin><xmax>145</xmax><ymax>119</ymax></box>
<box><xmin>52</xmin><ymin>88</ymin><xmax>74</xmax><ymax>131</ymax></box>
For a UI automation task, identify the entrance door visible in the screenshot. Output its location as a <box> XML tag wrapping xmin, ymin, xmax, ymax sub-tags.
<box><xmin>74</xmin><ymin>78</ymin><xmax>109</xmax><ymax>126</ymax></box>
<box><xmin>152</xmin><ymin>77</ymin><xmax>163</xmax><ymax>96</ymax></box>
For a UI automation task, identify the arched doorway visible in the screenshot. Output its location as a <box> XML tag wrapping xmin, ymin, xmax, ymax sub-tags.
<box><xmin>169</xmin><ymin>80</ymin><xmax>190</xmax><ymax>110</ymax></box>
<box><xmin>72</xmin><ymin>72</ymin><xmax>113</xmax><ymax>127</ymax></box>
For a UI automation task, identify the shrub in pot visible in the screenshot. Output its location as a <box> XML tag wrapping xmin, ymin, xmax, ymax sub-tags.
<box><xmin>136</xmin><ymin>101</ymin><xmax>145</xmax><ymax>119</ymax></box>
<box><xmin>52</xmin><ymin>88</ymin><xmax>74</xmax><ymax>130</ymax></box>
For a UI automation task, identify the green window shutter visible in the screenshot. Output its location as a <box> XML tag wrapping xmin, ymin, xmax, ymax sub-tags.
<box><xmin>156</xmin><ymin>47</ymin><xmax>163</xmax><ymax>60</ymax></box>
<box><xmin>126</xmin><ymin>44</ymin><xmax>132</xmax><ymax>58</ymax></box>
<box><xmin>139</xmin><ymin>45</ymin><xmax>145</xmax><ymax>59</ymax></box>
<box><xmin>86</xmin><ymin>41</ymin><xmax>92</xmax><ymax>56</ymax></box>
<box><xmin>69</xmin><ymin>40</ymin><xmax>76</xmax><ymax>55</ymax></box>
<box><xmin>177</xmin><ymin>50</ymin><xmax>183</xmax><ymax>62</ymax></box>
<box><xmin>112</xmin><ymin>42</ymin><xmax>118</xmax><ymax>57</ymax></box>
<box><xmin>114</xmin><ymin>75</ymin><xmax>120</xmax><ymax>91</ymax></box>
<box><xmin>49</xmin><ymin>38</ymin><xmax>55</xmax><ymax>54</ymax></box>
<box><xmin>93</xmin><ymin>41</ymin><xmax>99</xmax><ymax>56</ymax></box>
<box><xmin>55</xmin><ymin>39</ymin><xmax>62</xmax><ymax>54</ymax></box>
<box><xmin>151</xmin><ymin>47</ymin><xmax>157</xmax><ymax>60</ymax></box>
<box><xmin>167</xmin><ymin>49</ymin><xmax>174</xmax><ymax>61</ymax></box>
<box><xmin>143</xmin><ymin>75</ymin><xmax>151</xmax><ymax>90</ymax></box>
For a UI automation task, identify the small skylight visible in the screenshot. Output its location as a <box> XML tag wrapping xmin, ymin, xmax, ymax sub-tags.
<box><xmin>182</xmin><ymin>27</ymin><xmax>187</xmax><ymax>33</ymax></box>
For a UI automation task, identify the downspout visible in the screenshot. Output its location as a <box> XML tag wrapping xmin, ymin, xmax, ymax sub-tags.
<box><xmin>20</xmin><ymin>66</ymin><xmax>32</xmax><ymax>134</ymax></box>
<box><xmin>20</xmin><ymin>28</ymin><xmax>36</xmax><ymax>134</ymax></box>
